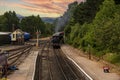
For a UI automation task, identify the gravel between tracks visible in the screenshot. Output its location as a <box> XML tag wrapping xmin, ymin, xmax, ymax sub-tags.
<box><xmin>61</xmin><ymin>45</ymin><xmax>120</xmax><ymax>80</ymax></box>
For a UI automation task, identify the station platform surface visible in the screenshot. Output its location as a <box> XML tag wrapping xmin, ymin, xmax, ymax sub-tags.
<box><xmin>61</xmin><ymin>45</ymin><xmax>120</xmax><ymax>80</ymax></box>
<box><xmin>8</xmin><ymin>51</ymin><xmax>38</xmax><ymax>80</ymax></box>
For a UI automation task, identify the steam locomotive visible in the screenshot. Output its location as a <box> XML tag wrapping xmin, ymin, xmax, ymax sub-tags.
<box><xmin>51</xmin><ymin>32</ymin><xmax>64</xmax><ymax>49</ymax></box>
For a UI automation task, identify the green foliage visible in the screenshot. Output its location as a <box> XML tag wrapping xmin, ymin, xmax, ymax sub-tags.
<box><xmin>93</xmin><ymin>0</ymin><xmax>120</xmax><ymax>54</ymax></box>
<box><xmin>0</xmin><ymin>15</ymin><xmax>7</xmax><ymax>31</ymax></box>
<box><xmin>70</xmin><ymin>23</ymin><xmax>80</xmax><ymax>41</ymax></box>
<box><xmin>0</xmin><ymin>11</ymin><xmax>54</xmax><ymax>37</ymax></box>
<box><xmin>20</xmin><ymin>15</ymin><xmax>55</xmax><ymax>37</ymax></box>
<box><xmin>44</xmin><ymin>23</ymin><xmax>54</xmax><ymax>36</ymax></box>
<box><xmin>65</xmin><ymin>0</ymin><xmax>120</xmax><ymax>64</ymax></box>
<box><xmin>105</xmin><ymin>53</ymin><xmax>120</xmax><ymax>65</ymax></box>
<box><xmin>20</xmin><ymin>15</ymin><xmax>46</xmax><ymax>37</ymax></box>
<box><xmin>64</xmin><ymin>24</ymin><xmax>72</xmax><ymax>43</ymax></box>
<box><xmin>0</xmin><ymin>11</ymin><xmax>19</xmax><ymax>32</ymax></box>
<box><xmin>73</xmin><ymin>0</ymin><xmax>103</xmax><ymax>24</ymax></box>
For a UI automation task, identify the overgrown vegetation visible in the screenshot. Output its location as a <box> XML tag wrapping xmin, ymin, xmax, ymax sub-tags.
<box><xmin>0</xmin><ymin>11</ymin><xmax>54</xmax><ymax>37</ymax></box>
<box><xmin>64</xmin><ymin>0</ymin><xmax>120</xmax><ymax>65</ymax></box>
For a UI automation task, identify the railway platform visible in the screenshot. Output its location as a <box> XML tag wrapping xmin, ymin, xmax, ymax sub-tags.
<box><xmin>61</xmin><ymin>45</ymin><xmax>120</xmax><ymax>80</ymax></box>
<box><xmin>7</xmin><ymin>51</ymin><xmax>38</xmax><ymax>80</ymax></box>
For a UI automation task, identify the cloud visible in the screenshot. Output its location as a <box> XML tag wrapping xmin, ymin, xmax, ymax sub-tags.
<box><xmin>21</xmin><ymin>0</ymin><xmax>82</xmax><ymax>15</ymax></box>
<box><xmin>0</xmin><ymin>1</ymin><xmax>63</xmax><ymax>14</ymax></box>
<box><xmin>0</xmin><ymin>0</ymin><xmax>84</xmax><ymax>17</ymax></box>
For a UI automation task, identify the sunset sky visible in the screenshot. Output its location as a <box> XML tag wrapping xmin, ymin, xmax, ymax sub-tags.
<box><xmin>0</xmin><ymin>0</ymin><xmax>84</xmax><ymax>17</ymax></box>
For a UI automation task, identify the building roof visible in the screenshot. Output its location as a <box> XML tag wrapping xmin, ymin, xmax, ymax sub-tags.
<box><xmin>12</xmin><ymin>29</ymin><xmax>24</xmax><ymax>34</ymax></box>
<box><xmin>0</xmin><ymin>32</ymin><xmax>11</xmax><ymax>35</ymax></box>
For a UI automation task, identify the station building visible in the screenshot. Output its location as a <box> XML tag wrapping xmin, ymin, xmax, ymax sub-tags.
<box><xmin>11</xmin><ymin>29</ymin><xmax>24</xmax><ymax>45</ymax></box>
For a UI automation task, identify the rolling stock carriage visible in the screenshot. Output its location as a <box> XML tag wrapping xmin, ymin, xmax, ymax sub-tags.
<box><xmin>0</xmin><ymin>31</ymin><xmax>30</xmax><ymax>46</ymax></box>
<box><xmin>0</xmin><ymin>32</ymin><xmax>11</xmax><ymax>46</ymax></box>
<box><xmin>51</xmin><ymin>32</ymin><xmax>64</xmax><ymax>49</ymax></box>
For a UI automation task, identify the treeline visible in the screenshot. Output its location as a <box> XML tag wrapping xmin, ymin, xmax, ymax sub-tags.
<box><xmin>64</xmin><ymin>0</ymin><xmax>120</xmax><ymax>65</ymax></box>
<box><xmin>0</xmin><ymin>11</ymin><xmax>54</xmax><ymax>37</ymax></box>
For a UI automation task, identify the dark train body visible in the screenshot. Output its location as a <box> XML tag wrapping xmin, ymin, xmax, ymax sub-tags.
<box><xmin>51</xmin><ymin>32</ymin><xmax>64</xmax><ymax>49</ymax></box>
<box><xmin>0</xmin><ymin>32</ymin><xmax>11</xmax><ymax>46</ymax></box>
<box><xmin>24</xmin><ymin>32</ymin><xmax>30</xmax><ymax>41</ymax></box>
<box><xmin>0</xmin><ymin>32</ymin><xmax>30</xmax><ymax>46</ymax></box>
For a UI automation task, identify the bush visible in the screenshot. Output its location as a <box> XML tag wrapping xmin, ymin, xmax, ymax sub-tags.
<box><xmin>104</xmin><ymin>53</ymin><xmax>120</xmax><ymax>65</ymax></box>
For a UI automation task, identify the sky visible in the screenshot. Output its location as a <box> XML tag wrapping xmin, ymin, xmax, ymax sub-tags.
<box><xmin>0</xmin><ymin>0</ymin><xmax>84</xmax><ymax>17</ymax></box>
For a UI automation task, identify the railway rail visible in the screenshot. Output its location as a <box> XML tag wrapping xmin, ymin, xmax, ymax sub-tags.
<box><xmin>34</xmin><ymin>40</ymin><xmax>93</xmax><ymax>80</ymax></box>
<box><xmin>8</xmin><ymin>45</ymin><xmax>33</xmax><ymax>66</ymax></box>
<box><xmin>34</xmin><ymin>40</ymin><xmax>51</xmax><ymax>80</ymax></box>
<box><xmin>54</xmin><ymin>49</ymin><xmax>81</xmax><ymax>80</ymax></box>
<box><xmin>34</xmin><ymin>41</ymin><xmax>81</xmax><ymax>80</ymax></box>
<box><xmin>0</xmin><ymin>45</ymin><xmax>33</xmax><ymax>78</ymax></box>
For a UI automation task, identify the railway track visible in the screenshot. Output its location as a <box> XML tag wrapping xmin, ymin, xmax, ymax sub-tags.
<box><xmin>0</xmin><ymin>45</ymin><xmax>33</xmax><ymax>78</ymax></box>
<box><xmin>54</xmin><ymin>49</ymin><xmax>81</xmax><ymax>80</ymax></box>
<box><xmin>8</xmin><ymin>45</ymin><xmax>33</xmax><ymax>66</ymax></box>
<box><xmin>34</xmin><ymin>40</ymin><xmax>52</xmax><ymax>80</ymax></box>
<box><xmin>34</xmin><ymin>40</ymin><xmax>92</xmax><ymax>80</ymax></box>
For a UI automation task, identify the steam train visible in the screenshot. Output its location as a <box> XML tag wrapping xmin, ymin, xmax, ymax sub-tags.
<box><xmin>51</xmin><ymin>32</ymin><xmax>64</xmax><ymax>49</ymax></box>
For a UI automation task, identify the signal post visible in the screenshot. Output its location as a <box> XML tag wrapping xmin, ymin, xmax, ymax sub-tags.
<box><xmin>36</xmin><ymin>30</ymin><xmax>41</xmax><ymax>47</ymax></box>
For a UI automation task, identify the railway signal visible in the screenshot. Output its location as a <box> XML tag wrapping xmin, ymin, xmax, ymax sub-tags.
<box><xmin>36</xmin><ymin>30</ymin><xmax>41</xmax><ymax>47</ymax></box>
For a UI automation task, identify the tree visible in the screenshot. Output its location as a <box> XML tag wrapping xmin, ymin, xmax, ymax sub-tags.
<box><xmin>20</xmin><ymin>15</ymin><xmax>46</xmax><ymax>37</ymax></box>
<box><xmin>44</xmin><ymin>23</ymin><xmax>54</xmax><ymax>36</ymax></box>
<box><xmin>0</xmin><ymin>15</ymin><xmax>7</xmax><ymax>31</ymax></box>
<box><xmin>93</xmin><ymin>0</ymin><xmax>116</xmax><ymax>52</ymax></box>
<box><xmin>0</xmin><ymin>11</ymin><xmax>19</xmax><ymax>32</ymax></box>
<box><xmin>73</xmin><ymin>0</ymin><xmax>104</xmax><ymax>24</ymax></box>
<box><xmin>4</xmin><ymin>11</ymin><xmax>19</xmax><ymax>31</ymax></box>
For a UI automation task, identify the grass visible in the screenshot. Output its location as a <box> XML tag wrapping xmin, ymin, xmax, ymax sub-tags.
<box><xmin>104</xmin><ymin>53</ymin><xmax>120</xmax><ymax>65</ymax></box>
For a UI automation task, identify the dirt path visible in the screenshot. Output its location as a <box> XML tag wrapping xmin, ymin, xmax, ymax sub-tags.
<box><xmin>61</xmin><ymin>45</ymin><xmax>120</xmax><ymax>80</ymax></box>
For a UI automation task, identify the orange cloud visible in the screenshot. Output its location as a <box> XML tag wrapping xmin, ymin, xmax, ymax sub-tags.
<box><xmin>0</xmin><ymin>0</ymin><xmax>84</xmax><ymax>17</ymax></box>
<box><xmin>52</xmin><ymin>0</ymin><xmax>74</xmax><ymax>3</ymax></box>
<box><xmin>10</xmin><ymin>3</ymin><xmax>63</xmax><ymax>14</ymax></box>
<box><xmin>21</xmin><ymin>0</ymin><xmax>77</xmax><ymax>15</ymax></box>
